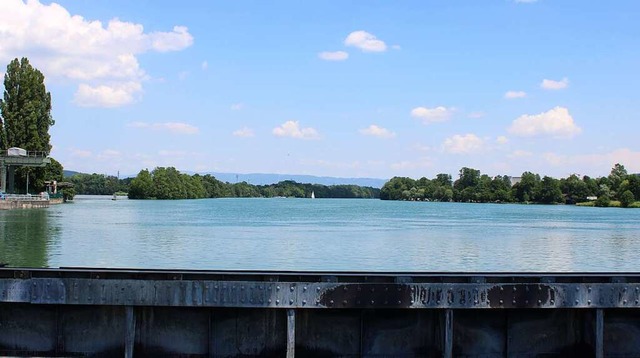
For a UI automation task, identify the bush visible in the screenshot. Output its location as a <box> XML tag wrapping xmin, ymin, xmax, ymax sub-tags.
<box><xmin>595</xmin><ymin>195</ymin><xmax>610</xmax><ymax>207</ymax></box>
<box><xmin>620</xmin><ymin>190</ymin><xmax>635</xmax><ymax>208</ymax></box>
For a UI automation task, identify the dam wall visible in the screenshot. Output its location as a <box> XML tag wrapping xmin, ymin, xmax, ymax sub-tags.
<box><xmin>1</xmin><ymin>268</ymin><xmax>639</xmax><ymax>357</ymax></box>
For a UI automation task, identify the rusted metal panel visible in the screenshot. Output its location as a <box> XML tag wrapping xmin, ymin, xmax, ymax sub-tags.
<box><xmin>5</xmin><ymin>277</ymin><xmax>640</xmax><ymax>309</ymax></box>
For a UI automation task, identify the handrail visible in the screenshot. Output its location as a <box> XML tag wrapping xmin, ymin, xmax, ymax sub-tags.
<box><xmin>1</xmin><ymin>193</ymin><xmax>49</xmax><ymax>201</ymax></box>
<box><xmin>0</xmin><ymin>150</ymin><xmax>49</xmax><ymax>158</ymax></box>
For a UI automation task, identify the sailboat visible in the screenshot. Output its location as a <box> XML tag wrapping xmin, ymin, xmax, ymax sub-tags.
<box><xmin>311</xmin><ymin>191</ymin><xmax>315</xmax><ymax>199</ymax></box>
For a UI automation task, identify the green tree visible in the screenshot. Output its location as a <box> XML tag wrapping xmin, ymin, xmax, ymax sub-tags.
<box><xmin>128</xmin><ymin>169</ymin><xmax>154</xmax><ymax>199</ymax></box>
<box><xmin>1</xmin><ymin>57</ymin><xmax>57</xmax><ymax>192</ymax></box>
<box><xmin>620</xmin><ymin>190</ymin><xmax>635</xmax><ymax>208</ymax></box>
<box><xmin>536</xmin><ymin>176</ymin><xmax>563</xmax><ymax>204</ymax></box>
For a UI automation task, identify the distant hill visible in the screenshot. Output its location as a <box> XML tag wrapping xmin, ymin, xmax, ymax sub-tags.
<box><xmin>63</xmin><ymin>170</ymin><xmax>83</xmax><ymax>177</ymax></box>
<box><xmin>65</xmin><ymin>169</ymin><xmax>388</xmax><ymax>188</ymax></box>
<box><xmin>190</xmin><ymin>172</ymin><xmax>388</xmax><ymax>188</ymax></box>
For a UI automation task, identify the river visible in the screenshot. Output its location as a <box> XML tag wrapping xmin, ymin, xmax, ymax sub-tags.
<box><xmin>1</xmin><ymin>195</ymin><xmax>638</xmax><ymax>272</ymax></box>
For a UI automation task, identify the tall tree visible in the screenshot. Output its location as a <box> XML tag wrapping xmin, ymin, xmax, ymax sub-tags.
<box><xmin>1</xmin><ymin>58</ymin><xmax>56</xmax><ymax>193</ymax></box>
<box><xmin>1</xmin><ymin>58</ymin><xmax>54</xmax><ymax>152</ymax></box>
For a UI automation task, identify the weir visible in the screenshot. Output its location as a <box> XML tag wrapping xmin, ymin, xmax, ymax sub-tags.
<box><xmin>1</xmin><ymin>268</ymin><xmax>640</xmax><ymax>357</ymax></box>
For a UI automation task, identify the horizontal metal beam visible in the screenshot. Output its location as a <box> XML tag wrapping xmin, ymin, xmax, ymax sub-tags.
<box><xmin>2</xmin><ymin>277</ymin><xmax>640</xmax><ymax>309</ymax></box>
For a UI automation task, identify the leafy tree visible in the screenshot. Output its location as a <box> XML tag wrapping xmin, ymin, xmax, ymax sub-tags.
<box><xmin>1</xmin><ymin>58</ymin><xmax>57</xmax><ymax>192</ymax></box>
<box><xmin>128</xmin><ymin>169</ymin><xmax>154</xmax><ymax>199</ymax></box>
<box><xmin>512</xmin><ymin>172</ymin><xmax>540</xmax><ymax>202</ymax></box>
<box><xmin>620</xmin><ymin>190</ymin><xmax>635</xmax><ymax>208</ymax></box>
<box><xmin>536</xmin><ymin>176</ymin><xmax>563</xmax><ymax>204</ymax></box>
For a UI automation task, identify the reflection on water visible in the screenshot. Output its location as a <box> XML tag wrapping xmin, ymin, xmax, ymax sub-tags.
<box><xmin>0</xmin><ymin>196</ymin><xmax>639</xmax><ymax>272</ymax></box>
<box><xmin>0</xmin><ymin>209</ymin><xmax>54</xmax><ymax>267</ymax></box>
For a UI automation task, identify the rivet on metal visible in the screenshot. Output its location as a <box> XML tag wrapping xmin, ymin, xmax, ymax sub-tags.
<box><xmin>537</xmin><ymin>300</ymin><xmax>542</xmax><ymax>305</ymax></box>
<box><xmin>276</xmin><ymin>299</ymin><xmax>280</xmax><ymax>305</ymax></box>
<box><xmin>276</xmin><ymin>286</ymin><xmax>280</xmax><ymax>291</ymax></box>
<box><xmin>576</xmin><ymin>287</ymin><xmax>579</xmax><ymax>292</ymax></box>
<box><xmin>302</xmin><ymin>300</ymin><xmax>307</xmax><ymax>305</ymax></box>
<box><xmin>343</xmin><ymin>300</ymin><xmax>347</xmax><ymax>305</ymax></box>
<box><xmin>397</xmin><ymin>300</ymin><xmax>401</xmax><ymax>304</ymax></box>
<box><xmin>371</xmin><ymin>300</ymin><xmax>375</xmax><ymax>305</ymax></box>
<box><xmin>513</xmin><ymin>287</ymin><xmax>517</xmax><ymax>292</ymax></box>
<box><xmin>575</xmin><ymin>299</ymin><xmax>580</xmax><ymax>305</ymax></box>
<box><xmin>290</xmin><ymin>286</ymin><xmax>295</xmax><ymax>292</ymax></box>
<box><xmin>329</xmin><ymin>300</ymin><xmax>334</xmax><ymax>305</ymax></box>
<box><xmin>290</xmin><ymin>299</ymin><xmax>294</xmax><ymax>304</ymax></box>
<box><xmin>550</xmin><ymin>300</ymin><xmax>555</xmax><ymax>304</ymax></box>
<box><xmin>303</xmin><ymin>286</ymin><xmax>307</xmax><ymax>291</ymax></box>
<box><xmin>624</xmin><ymin>300</ymin><xmax>628</xmax><ymax>305</ymax></box>
<box><xmin>317</xmin><ymin>287</ymin><xmax>321</xmax><ymax>292</ymax></box>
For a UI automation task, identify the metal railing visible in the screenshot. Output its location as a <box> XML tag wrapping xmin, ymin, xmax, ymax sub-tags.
<box><xmin>0</xmin><ymin>150</ymin><xmax>49</xmax><ymax>158</ymax></box>
<box><xmin>1</xmin><ymin>193</ymin><xmax>49</xmax><ymax>201</ymax></box>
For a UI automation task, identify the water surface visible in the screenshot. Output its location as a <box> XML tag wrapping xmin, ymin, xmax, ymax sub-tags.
<box><xmin>1</xmin><ymin>196</ymin><xmax>638</xmax><ymax>272</ymax></box>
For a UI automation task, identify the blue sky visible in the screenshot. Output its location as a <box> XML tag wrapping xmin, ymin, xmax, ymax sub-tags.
<box><xmin>1</xmin><ymin>0</ymin><xmax>639</xmax><ymax>179</ymax></box>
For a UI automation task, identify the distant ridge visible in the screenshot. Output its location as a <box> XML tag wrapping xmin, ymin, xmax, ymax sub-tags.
<box><xmin>63</xmin><ymin>170</ymin><xmax>83</xmax><ymax>177</ymax></box>
<box><xmin>191</xmin><ymin>172</ymin><xmax>388</xmax><ymax>188</ymax></box>
<box><xmin>64</xmin><ymin>169</ymin><xmax>388</xmax><ymax>188</ymax></box>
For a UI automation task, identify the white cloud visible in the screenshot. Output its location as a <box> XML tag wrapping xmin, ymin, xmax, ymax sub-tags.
<box><xmin>128</xmin><ymin>121</ymin><xmax>199</xmax><ymax>134</ymax></box>
<box><xmin>0</xmin><ymin>0</ymin><xmax>193</xmax><ymax>107</ymax></box>
<box><xmin>443</xmin><ymin>134</ymin><xmax>484</xmax><ymax>154</ymax></box>
<box><xmin>508</xmin><ymin>150</ymin><xmax>533</xmax><ymax>158</ymax></box>
<box><xmin>504</xmin><ymin>91</ymin><xmax>527</xmax><ymax>99</ymax></box>
<box><xmin>272</xmin><ymin>121</ymin><xmax>319</xmax><ymax>140</ymax></box>
<box><xmin>508</xmin><ymin>106</ymin><xmax>581</xmax><ymax>138</ymax></box>
<box><xmin>97</xmin><ymin>149</ymin><xmax>121</xmax><ymax>160</ymax></box>
<box><xmin>201</xmin><ymin>61</ymin><xmax>208</xmax><ymax>70</ymax></box>
<box><xmin>158</xmin><ymin>150</ymin><xmax>188</xmax><ymax>157</ymax></box>
<box><xmin>233</xmin><ymin>127</ymin><xmax>255</xmax><ymax>138</ymax></box>
<box><xmin>541</xmin><ymin>77</ymin><xmax>569</xmax><ymax>90</ymax></box>
<box><xmin>74</xmin><ymin>82</ymin><xmax>142</xmax><ymax>107</ymax></box>
<box><xmin>318</xmin><ymin>51</ymin><xmax>349</xmax><ymax>61</ymax></box>
<box><xmin>230</xmin><ymin>103</ymin><xmax>244</xmax><ymax>111</ymax></box>
<box><xmin>344</xmin><ymin>31</ymin><xmax>387</xmax><ymax>52</ymax></box>
<box><xmin>411</xmin><ymin>106</ymin><xmax>453</xmax><ymax>124</ymax></box>
<box><xmin>391</xmin><ymin>158</ymin><xmax>433</xmax><ymax>170</ymax></box>
<box><xmin>496</xmin><ymin>136</ymin><xmax>509</xmax><ymax>144</ymax></box>
<box><xmin>468</xmin><ymin>112</ymin><xmax>485</xmax><ymax>119</ymax></box>
<box><xmin>359</xmin><ymin>124</ymin><xmax>396</xmax><ymax>139</ymax></box>
<box><xmin>70</xmin><ymin>149</ymin><xmax>92</xmax><ymax>158</ymax></box>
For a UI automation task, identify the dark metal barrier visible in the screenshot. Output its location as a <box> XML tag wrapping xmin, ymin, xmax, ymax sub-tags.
<box><xmin>2</xmin><ymin>268</ymin><xmax>640</xmax><ymax>357</ymax></box>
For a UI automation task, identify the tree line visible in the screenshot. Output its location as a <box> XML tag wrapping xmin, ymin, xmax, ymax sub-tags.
<box><xmin>70</xmin><ymin>167</ymin><xmax>381</xmax><ymax>199</ymax></box>
<box><xmin>380</xmin><ymin>164</ymin><xmax>640</xmax><ymax>207</ymax></box>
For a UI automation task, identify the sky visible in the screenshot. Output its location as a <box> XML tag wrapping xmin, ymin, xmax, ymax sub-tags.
<box><xmin>0</xmin><ymin>0</ymin><xmax>639</xmax><ymax>180</ymax></box>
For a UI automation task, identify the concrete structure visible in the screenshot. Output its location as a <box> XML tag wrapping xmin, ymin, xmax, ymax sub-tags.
<box><xmin>0</xmin><ymin>149</ymin><xmax>51</xmax><ymax>193</ymax></box>
<box><xmin>1</xmin><ymin>268</ymin><xmax>640</xmax><ymax>356</ymax></box>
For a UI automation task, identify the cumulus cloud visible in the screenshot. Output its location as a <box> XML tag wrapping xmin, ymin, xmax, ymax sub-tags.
<box><xmin>411</xmin><ymin>106</ymin><xmax>453</xmax><ymax>124</ymax></box>
<box><xmin>359</xmin><ymin>124</ymin><xmax>396</xmax><ymax>138</ymax></box>
<box><xmin>74</xmin><ymin>82</ymin><xmax>142</xmax><ymax>107</ymax></box>
<box><xmin>541</xmin><ymin>77</ymin><xmax>569</xmax><ymax>90</ymax></box>
<box><xmin>233</xmin><ymin>127</ymin><xmax>255</xmax><ymax>138</ymax></box>
<box><xmin>504</xmin><ymin>91</ymin><xmax>527</xmax><ymax>99</ymax></box>
<box><xmin>443</xmin><ymin>134</ymin><xmax>484</xmax><ymax>154</ymax></box>
<box><xmin>496</xmin><ymin>136</ymin><xmax>509</xmax><ymax>144</ymax></box>
<box><xmin>391</xmin><ymin>158</ymin><xmax>433</xmax><ymax>170</ymax></box>
<box><xmin>128</xmin><ymin>121</ymin><xmax>199</xmax><ymax>134</ymax></box>
<box><xmin>0</xmin><ymin>0</ymin><xmax>193</xmax><ymax>107</ymax></box>
<box><xmin>318</xmin><ymin>51</ymin><xmax>349</xmax><ymax>61</ymax></box>
<box><xmin>70</xmin><ymin>149</ymin><xmax>92</xmax><ymax>158</ymax></box>
<box><xmin>344</xmin><ymin>31</ymin><xmax>387</xmax><ymax>52</ymax></box>
<box><xmin>272</xmin><ymin>121</ymin><xmax>319</xmax><ymax>139</ymax></box>
<box><xmin>508</xmin><ymin>106</ymin><xmax>581</xmax><ymax>138</ymax></box>
<box><xmin>508</xmin><ymin>150</ymin><xmax>533</xmax><ymax>158</ymax></box>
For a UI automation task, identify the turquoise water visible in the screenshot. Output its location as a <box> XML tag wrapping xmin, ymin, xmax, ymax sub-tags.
<box><xmin>1</xmin><ymin>195</ymin><xmax>639</xmax><ymax>272</ymax></box>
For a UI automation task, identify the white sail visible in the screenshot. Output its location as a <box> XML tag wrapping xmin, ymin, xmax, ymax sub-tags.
<box><xmin>311</xmin><ymin>191</ymin><xmax>315</xmax><ymax>199</ymax></box>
